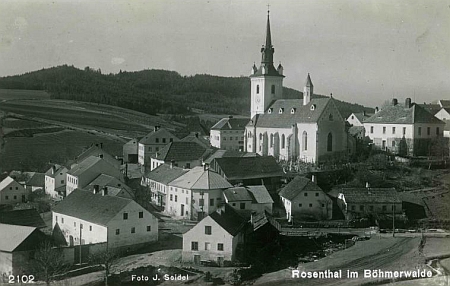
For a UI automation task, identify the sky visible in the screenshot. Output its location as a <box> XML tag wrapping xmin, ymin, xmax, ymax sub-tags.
<box><xmin>0</xmin><ymin>0</ymin><xmax>449</xmax><ymax>108</ymax></box>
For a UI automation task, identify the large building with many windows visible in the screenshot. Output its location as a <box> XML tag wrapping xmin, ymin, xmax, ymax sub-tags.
<box><xmin>210</xmin><ymin>116</ymin><xmax>249</xmax><ymax>151</ymax></box>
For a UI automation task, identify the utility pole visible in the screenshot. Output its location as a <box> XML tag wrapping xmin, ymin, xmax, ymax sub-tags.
<box><xmin>79</xmin><ymin>225</ymin><xmax>82</xmax><ymax>265</ymax></box>
<box><xmin>392</xmin><ymin>205</ymin><xmax>395</xmax><ymax>238</ymax></box>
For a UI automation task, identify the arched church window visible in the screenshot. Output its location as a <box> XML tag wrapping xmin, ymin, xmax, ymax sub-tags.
<box><xmin>327</xmin><ymin>133</ymin><xmax>333</xmax><ymax>152</ymax></box>
<box><xmin>302</xmin><ymin>131</ymin><xmax>308</xmax><ymax>151</ymax></box>
<box><xmin>281</xmin><ymin>134</ymin><xmax>285</xmax><ymax>149</ymax></box>
<box><xmin>259</xmin><ymin>133</ymin><xmax>263</xmax><ymax>141</ymax></box>
<box><xmin>257</xmin><ymin>85</ymin><xmax>260</xmax><ymax>94</ymax></box>
<box><xmin>271</xmin><ymin>85</ymin><xmax>275</xmax><ymax>94</ymax></box>
<box><xmin>270</xmin><ymin>134</ymin><xmax>274</xmax><ymax>147</ymax></box>
<box><xmin>329</xmin><ymin>114</ymin><xmax>334</xmax><ymax>121</ymax></box>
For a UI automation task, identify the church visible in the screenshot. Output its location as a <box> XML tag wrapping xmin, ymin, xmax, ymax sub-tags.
<box><xmin>244</xmin><ymin>12</ymin><xmax>347</xmax><ymax>163</ymax></box>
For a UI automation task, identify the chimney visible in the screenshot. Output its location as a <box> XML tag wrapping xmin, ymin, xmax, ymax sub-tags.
<box><xmin>203</xmin><ymin>163</ymin><xmax>209</xmax><ymax>171</ymax></box>
<box><xmin>93</xmin><ymin>184</ymin><xmax>100</xmax><ymax>194</ymax></box>
<box><xmin>102</xmin><ymin>187</ymin><xmax>108</xmax><ymax>196</ymax></box>
<box><xmin>365</xmin><ymin>182</ymin><xmax>370</xmax><ymax>188</ymax></box>
<box><xmin>363</xmin><ymin>110</ymin><xmax>366</xmax><ymax>116</ymax></box>
<box><xmin>405</xmin><ymin>98</ymin><xmax>412</xmax><ymax>108</ymax></box>
<box><xmin>311</xmin><ymin>174</ymin><xmax>316</xmax><ymax>183</ymax></box>
<box><xmin>392</xmin><ymin>98</ymin><xmax>398</xmax><ymax>106</ymax></box>
<box><xmin>375</xmin><ymin>107</ymin><xmax>379</xmax><ymax>113</ymax></box>
<box><xmin>51</xmin><ymin>165</ymin><xmax>56</xmax><ymax>175</ymax></box>
<box><xmin>170</xmin><ymin>160</ymin><xmax>175</xmax><ymax>169</ymax></box>
<box><xmin>154</xmin><ymin>126</ymin><xmax>160</xmax><ymax>132</ymax></box>
<box><xmin>228</xmin><ymin>115</ymin><xmax>233</xmax><ymax>119</ymax></box>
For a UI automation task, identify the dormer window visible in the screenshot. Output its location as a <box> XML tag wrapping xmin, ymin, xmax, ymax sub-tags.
<box><xmin>291</xmin><ymin>108</ymin><xmax>296</xmax><ymax>114</ymax></box>
<box><xmin>310</xmin><ymin>104</ymin><xmax>316</xmax><ymax>111</ymax></box>
<box><xmin>278</xmin><ymin>108</ymin><xmax>284</xmax><ymax>114</ymax></box>
<box><xmin>268</xmin><ymin>108</ymin><xmax>273</xmax><ymax>114</ymax></box>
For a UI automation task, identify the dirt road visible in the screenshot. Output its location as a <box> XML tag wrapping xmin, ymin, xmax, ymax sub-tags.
<box><xmin>256</xmin><ymin>237</ymin><xmax>429</xmax><ymax>286</ymax></box>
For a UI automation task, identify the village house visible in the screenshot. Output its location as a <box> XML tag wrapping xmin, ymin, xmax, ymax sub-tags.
<box><xmin>363</xmin><ymin>98</ymin><xmax>445</xmax><ymax>156</ymax></box>
<box><xmin>45</xmin><ymin>164</ymin><xmax>69</xmax><ymax>199</ymax></box>
<box><xmin>138</xmin><ymin>126</ymin><xmax>179</xmax><ymax>168</ymax></box>
<box><xmin>150</xmin><ymin>141</ymin><xmax>210</xmax><ymax>171</ymax></box>
<box><xmin>203</xmin><ymin>149</ymin><xmax>258</xmax><ymax>165</ymax></box>
<box><xmin>210</xmin><ymin>156</ymin><xmax>283</xmax><ymax>192</ymax></box>
<box><xmin>52</xmin><ymin>189</ymin><xmax>158</xmax><ymax>249</ymax></box>
<box><xmin>279</xmin><ymin>176</ymin><xmax>332</xmax><ymax>222</ymax></box>
<box><xmin>332</xmin><ymin>186</ymin><xmax>402</xmax><ymax>220</ymax></box>
<box><xmin>181</xmin><ymin>132</ymin><xmax>211</xmax><ymax>149</ymax></box>
<box><xmin>210</xmin><ymin>116</ymin><xmax>249</xmax><ymax>151</ymax></box>
<box><xmin>244</xmin><ymin>13</ymin><xmax>348</xmax><ymax>163</ymax></box>
<box><xmin>0</xmin><ymin>209</ymin><xmax>46</xmax><ymax>229</ymax></box>
<box><xmin>223</xmin><ymin>185</ymin><xmax>274</xmax><ymax>214</ymax></box>
<box><xmin>346</xmin><ymin>111</ymin><xmax>372</xmax><ymax>127</ymax></box>
<box><xmin>182</xmin><ymin>204</ymin><xmax>247</xmax><ymax>265</ymax></box>
<box><xmin>141</xmin><ymin>163</ymin><xmax>188</xmax><ymax>209</ymax></box>
<box><xmin>0</xmin><ymin>176</ymin><xmax>29</xmax><ymax>205</ymax></box>
<box><xmin>434</xmin><ymin>108</ymin><xmax>450</xmax><ymax>138</ymax></box>
<box><xmin>24</xmin><ymin>172</ymin><xmax>45</xmax><ymax>192</ymax></box>
<box><xmin>66</xmin><ymin>156</ymin><xmax>124</xmax><ymax>196</ymax></box>
<box><xmin>0</xmin><ymin>223</ymin><xmax>50</xmax><ymax>276</ymax></box>
<box><xmin>72</xmin><ymin>144</ymin><xmax>121</xmax><ymax>169</ymax></box>
<box><xmin>85</xmin><ymin>174</ymin><xmax>134</xmax><ymax>199</ymax></box>
<box><xmin>123</xmin><ymin>138</ymin><xmax>139</xmax><ymax>164</ymax></box>
<box><xmin>167</xmin><ymin>165</ymin><xmax>233</xmax><ymax>221</ymax></box>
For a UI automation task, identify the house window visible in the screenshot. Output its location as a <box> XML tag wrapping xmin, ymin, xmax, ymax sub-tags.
<box><xmin>327</xmin><ymin>133</ymin><xmax>333</xmax><ymax>152</ymax></box>
<box><xmin>61</xmin><ymin>180</ymin><xmax>64</xmax><ymax>184</ymax></box>
<box><xmin>302</xmin><ymin>131</ymin><xmax>308</xmax><ymax>151</ymax></box>
<box><xmin>199</xmin><ymin>199</ymin><xmax>204</xmax><ymax>206</ymax></box>
<box><xmin>304</xmin><ymin>193</ymin><xmax>308</xmax><ymax>197</ymax></box>
<box><xmin>309</xmin><ymin>203</ymin><xmax>313</xmax><ymax>208</ymax></box>
<box><xmin>427</xmin><ymin>127</ymin><xmax>430</xmax><ymax>135</ymax></box>
<box><xmin>209</xmin><ymin>198</ymin><xmax>214</xmax><ymax>207</ymax></box>
<box><xmin>80</xmin><ymin>224</ymin><xmax>83</xmax><ymax>229</ymax></box>
<box><xmin>218</xmin><ymin>243</ymin><xmax>224</xmax><ymax>251</ymax></box>
<box><xmin>205</xmin><ymin>242</ymin><xmax>211</xmax><ymax>250</ymax></box>
<box><xmin>170</xmin><ymin>194</ymin><xmax>173</xmax><ymax>201</ymax></box>
<box><xmin>147</xmin><ymin>226</ymin><xmax>151</xmax><ymax>232</ymax></box>
<box><xmin>123</xmin><ymin>213</ymin><xmax>128</xmax><ymax>220</ymax></box>
<box><xmin>351</xmin><ymin>206</ymin><xmax>355</xmax><ymax>211</ymax></box>
<box><xmin>256</xmin><ymin>85</ymin><xmax>260</xmax><ymax>94</ymax></box>
<box><xmin>5</xmin><ymin>196</ymin><xmax>8</xmax><ymax>200</ymax></box>
<box><xmin>322</xmin><ymin>204</ymin><xmax>325</xmax><ymax>207</ymax></box>
<box><xmin>131</xmin><ymin>227</ymin><xmax>135</xmax><ymax>233</ymax></box>
<box><xmin>170</xmin><ymin>138</ymin><xmax>173</xmax><ymax>142</ymax></box>
<box><xmin>299</xmin><ymin>203</ymin><xmax>302</xmax><ymax>207</ymax></box>
<box><xmin>89</xmin><ymin>226</ymin><xmax>92</xmax><ymax>231</ymax></box>
<box><xmin>403</xmin><ymin>127</ymin><xmax>406</xmax><ymax>135</ymax></box>
<box><xmin>61</xmin><ymin>218</ymin><xmax>64</xmax><ymax>224</ymax></box>
<box><xmin>436</xmin><ymin>127</ymin><xmax>440</xmax><ymax>136</ymax></box>
<box><xmin>418</xmin><ymin>127</ymin><xmax>422</xmax><ymax>136</ymax></box>
<box><xmin>392</xmin><ymin>141</ymin><xmax>396</xmax><ymax>147</ymax></box>
<box><xmin>240</xmin><ymin>203</ymin><xmax>245</xmax><ymax>209</ymax></box>
<box><xmin>205</xmin><ymin>226</ymin><xmax>212</xmax><ymax>235</ymax></box>
<box><xmin>191</xmin><ymin>241</ymin><xmax>198</xmax><ymax>251</ymax></box>
<box><xmin>370</xmin><ymin>126</ymin><xmax>374</xmax><ymax>133</ymax></box>
<box><xmin>175</xmin><ymin>195</ymin><xmax>177</xmax><ymax>202</ymax></box>
<box><xmin>271</xmin><ymin>85</ymin><xmax>275</xmax><ymax>94</ymax></box>
<box><xmin>155</xmin><ymin>138</ymin><xmax>159</xmax><ymax>143</ymax></box>
<box><xmin>281</xmin><ymin>134</ymin><xmax>285</xmax><ymax>149</ymax></box>
<box><xmin>232</xmin><ymin>203</ymin><xmax>236</xmax><ymax>206</ymax></box>
<box><xmin>116</xmin><ymin>229</ymin><xmax>120</xmax><ymax>235</ymax></box>
<box><xmin>315</xmin><ymin>192</ymin><xmax>319</xmax><ymax>197</ymax></box>
<box><xmin>74</xmin><ymin>222</ymin><xmax>76</xmax><ymax>227</ymax></box>
<box><xmin>383</xmin><ymin>127</ymin><xmax>386</xmax><ymax>134</ymax></box>
<box><xmin>162</xmin><ymin>138</ymin><xmax>166</xmax><ymax>143</ymax></box>
<box><xmin>392</xmin><ymin>127</ymin><xmax>396</xmax><ymax>134</ymax></box>
<box><xmin>186</xmin><ymin>197</ymin><xmax>189</xmax><ymax>205</ymax></box>
<box><xmin>13</xmin><ymin>195</ymin><xmax>17</xmax><ymax>199</ymax></box>
<box><xmin>139</xmin><ymin>211</ymin><xmax>143</xmax><ymax>218</ymax></box>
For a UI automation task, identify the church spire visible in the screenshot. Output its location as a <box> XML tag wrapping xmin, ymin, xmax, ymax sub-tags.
<box><xmin>261</xmin><ymin>10</ymin><xmax>274</xmax><ymax>65</ymax></box>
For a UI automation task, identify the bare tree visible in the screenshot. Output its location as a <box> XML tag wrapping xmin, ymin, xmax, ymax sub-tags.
<box><xmin>33</xmin><ymin>241</ymin><xmax>69</xmax><ymax>285</ymax></box>
<box><xmin>89</xmin><ymin>247</ymin><xmax>122</xmax><ymax>286</ymax></box>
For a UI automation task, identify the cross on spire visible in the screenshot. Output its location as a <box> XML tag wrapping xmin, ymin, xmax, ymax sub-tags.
<box><xmin>267</xmin><ymin>3</ymin><xmax>270</xmax><ymax>13</ymax></box>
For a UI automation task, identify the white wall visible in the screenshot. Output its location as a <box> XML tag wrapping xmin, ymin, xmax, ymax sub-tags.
<box><xmin>0</xmin><ymin>180</ymin><xmax>28</xmax><ymax>205</ymax></box>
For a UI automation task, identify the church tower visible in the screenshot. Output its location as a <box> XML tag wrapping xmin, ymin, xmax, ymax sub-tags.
<box><xmin>250</xmin><ymin>10</ymin><xmax>284</xmax><ymax>119</ymax></box>
<box><xmin>303</xmin><ymin>73</ymin><xmax>313</xmax><ymax>105</ymax></box>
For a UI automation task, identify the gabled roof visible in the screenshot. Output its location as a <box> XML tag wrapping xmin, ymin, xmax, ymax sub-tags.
<box><xmin>180</xmin><ymin>133</ymin><xmax>211</xmax><ymax>148</ymax></box>
<box><xmin>439</xmin><ymin>100</ymin><xmax>450</xmax><ymax>108</ymax></box>
<box><xmin>335</xmin><ymin>187</ymin><xmax>401</xmax><ymax>203</ymax></box>
<box><xmin>211</xmin><ymin>117</ymin><xmax>250</xmax><ymax>131</ymax></box>
<box><xmin>45</xmin><ymin>164</ymin><xmax>68</xmax><ymax>178</ymax></box>
<box><xmin>224</xmin><ymin>187</ymin><xmax>253</xmax><ymax>202</ymax></box>
<box><xmin>0</xmin><ymin>223</ymin><xmax>37</xmax><ymax>252</ymax></box>
<box><xmin>279</xmin><ymin>176</ymin><xmax>323</xmax><ymax>201</ymax></box>
<box><xmin>203</xmin><ymin>150</ymin><xmax>258</xmax><ymax>164</ymax></box>
<box><xmin>154</xmin><ymin>142</ymin><xmax>208</xmax><ymax>162</ymax></box>
<box><xmin>75</xmin><ymin>145</ymin><xmax>119</xmax><ymax>167</ymax></box>
<box><xmin>349</xmin><ymin>112</ymin><xmax>372</xmax><ymax>123</ymax></box>
<box><xmin>247</xmin><ymin>98</ymin><xmax>333</xmax><ymax>128</ymax></box>
<box><xmin>68</xmin><ymin>156</ymin><xmax>123</xmax><ymax>181</ymax></box>
<box><xmin>26</xmin><ymin>172</ymin><xmax>45</xmax><ymax>187</ymax></box>
<box><xmin>247</xmin><ymin>185</ymin><xmax>274</xmax><ymax>204</ymax></box>
<box><xmin>213</xmin><ymin>156</ymin><xmax>283</xmax><ymax>181</ymax></box>
<box><xmin>144</xmin><ymin>163</ymin><xmax>189</xmax><ymax>185</ymax></box>
<box><xmin>0</xmin><ymin>176</ymin><xmax>16</xmax><ymax>191</ymax></box>
<box><xmin>88</xmin><ymin>174</ymin><xmax>128</xmax><ymax>189</ymax></box>
<box><xmin>139</xmin><ymin>128</ymin><xmax>179</xmax><ymax>145</ymax></box>
<box><xmin>0</xmin><ymin>209</ymin><xmax>46</xmax><ymax>228</ymax></box>
<box><xmin>365</xmin><ymin>104</ymin><xmax>443</xmax><ymax>124</ymax></box>
<box><xmin>169</xmin><ymin>166</ymin><xmax>232</xmax><ymax>190</ymax></box>
<box><xmin>52</xmin><ymin>189</ymin><xmax>132</xmax><ymax>226</ymax></box>
<box><xmin>209</xmin><ymin>204</ymin><xmax>247</xmax><ymax>236</ymax></box>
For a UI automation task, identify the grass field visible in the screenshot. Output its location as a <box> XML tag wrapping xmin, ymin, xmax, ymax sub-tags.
<box><xmin>0</xmin><ymin>89</ymin><xmax>50</xmax><ymax>100</ymax></box>
<box><xmin>1</xmin><ymin>130</ymin><xmax>123</xmax><ymax>172</ymax></box>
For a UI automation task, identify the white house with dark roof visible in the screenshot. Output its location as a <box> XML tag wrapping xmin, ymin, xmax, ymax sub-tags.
<box><xmin>66</xmin><ymin>156</ymin><xmax>124</xmax><ymax>197</ymax></box>
<box><xmin>123</xmin><ymin>138</ymin><xmax>139</xmax><ymax>164</ymax></box>
<box><xmin>346</xmin><ymin>111</ymin><xmax>372</xmax><ymax>127</ymax></box>
<box><xmin>435</xmin><ymin>108</ymin><xmax>450</xmax><ymax>138</ymax></box>
<box><xmin>244</xmin><ymin>14</ymin><xmax>347</xmax><ymax>163</ymax></box>
<box><xmin>167</xmin><ymin>165</ymin><xmax>233</xmax><ymax>221</ymax></box>
<box><xmin>45</xmin><ymin>164</ymin><xmax>69</xmax><ymax>199</ymax></box>
<box><xmin>138</xmin><ymin>126</ymin><xmax>180</xmax><ymax>168</ymax></box>
<box><xmin>52</xmin><ymin>189</ymin><xmax>158</xmax><ymax>248</ymax></box>
<box><xmin>73</xmin><ymin>144</ymin><xmax>120</xmax><ymax>169</ymax></box>
<box><xmin>363</xmin><ymin>98</ymin><xmax>445</xmax><ymax>156</ymax></box>
<box><xmin>224</xmin><ymin>185</ymin><xmax>273</xmax><ymax>214</ymax></box>
<box><xmin>0</xmin><ymin>176</ymin><xmax>28</xmax><ymax>205</ymax></box>
<box><xmin>0</xmin><ymin>224</ymin><xmax>50</xmax><ymax>276</ymax></box>
<box><xmin>182</xmin><ymin>204</ymin><xmax>247</xmax><ymax>265</ymax></box>
<box><xmin>279</xmin><ymin>176</ymin><xmax>332</xmax><ymax>221</ymax></box>
<box><xmin>332</xmin><ymin>187</ymin><xmax>402</xmax><ymax>220</ymax></box>
<box><xmin>150</xmin><ymin>141</ymin><xmax>210</xmax><ymax>171</ymax></box>
<box><xmin>85</xmin><ymin>174</ymin><xmax>134</xmax><ymax>200</ymax></box>
<box><xmin>141</xmin><ymin>163</ymin><xmax>189</xmax><ymax>208</ymax></box>
<box><xmin>210</xmin><ymin>116</ymin><xmax>250</xmax><ymax>151</ymax></box>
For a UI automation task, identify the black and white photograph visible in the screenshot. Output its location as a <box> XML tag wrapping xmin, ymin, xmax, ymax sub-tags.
<box><xmin>0</xmin><ymin>0</ymin><xmax>449</xmax><ymax>285</ymax></box>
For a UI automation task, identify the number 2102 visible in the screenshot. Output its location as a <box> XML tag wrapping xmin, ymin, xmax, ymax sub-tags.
<box><xmin>8</xmin><ymin>275</ymin><xmax>35</xmax><ymax>283</ymax></box>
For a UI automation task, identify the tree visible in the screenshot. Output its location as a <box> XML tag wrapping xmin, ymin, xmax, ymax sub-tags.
<box><xmin>89</xmin><ymin>247</ymin><xmax>121</xmax><ymax>286</ymax></box>
<box><xmin>33</xmin><ymin>241</ymin><xmax>69</xmax><ymax>285</ymax></box>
